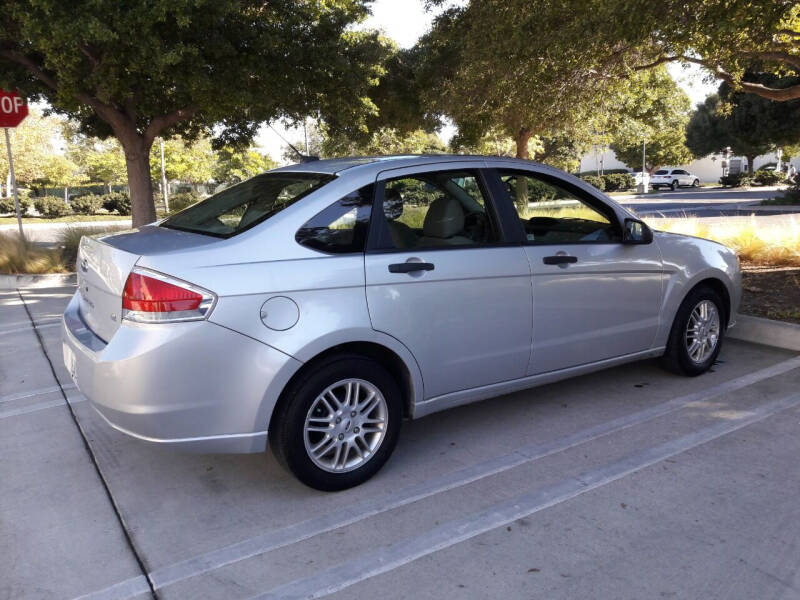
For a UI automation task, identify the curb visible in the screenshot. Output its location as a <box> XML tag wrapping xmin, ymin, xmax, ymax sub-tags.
<box><xmin>0</xmin><ymin>272</ymin><xmax>76</xmax><ymax>290</ymax></box>
<box><xmin>729</xmin><ymin>314</ymin><xmax>800</xmax><ymax>352</ymax></box>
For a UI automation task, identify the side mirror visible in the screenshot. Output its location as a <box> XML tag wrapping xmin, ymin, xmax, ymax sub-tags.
<box><xmin>622</xmin><ymin>218</ymin><xmax>653</xmax><ymax>244</ymax></box>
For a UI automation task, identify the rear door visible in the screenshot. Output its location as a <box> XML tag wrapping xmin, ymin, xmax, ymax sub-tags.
<box><xmin>488</xmin><ymin>167</ymin><xmax>663</xmax><ymax>375</ymax></box>
<box><xmin>364</xmin><ymin>164</ymin><xmax>532</xmax><ymax>400</ymax></box>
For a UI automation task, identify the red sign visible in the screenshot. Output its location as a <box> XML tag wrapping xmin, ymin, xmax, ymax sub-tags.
<box><xmin>0</xmin><ymin>89</ymin><xmax>28</xmax><ymax>128</ymax></box>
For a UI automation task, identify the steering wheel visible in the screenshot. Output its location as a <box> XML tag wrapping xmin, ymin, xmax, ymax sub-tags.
<box><xmin>463</xmin><ymin>210</ymin><xmax>489</xmax><ymax>241</ymax></box>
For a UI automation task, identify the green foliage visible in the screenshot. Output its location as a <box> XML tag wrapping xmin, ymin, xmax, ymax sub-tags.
<box><xmin>101</xmin><ymin>192</ymin><xmax>131</xmax><ymax>216</ymax></box>
<box><xmin>34</xmin><ymin>196</ymin><xmax>73</xmax><ymax>218</ymax></box>
<box><xmin>151</xmin><ymin>137</ymin><xmax>216</xmax><ymax>184</ymax></box>
<box><xmin>719</xmin><ymin>173</ymin><xmax>753</xmax><ymax>188</ymax></box>
<box><xmin>754</xmin><ymin>170</ymin><xmax>785</xmax><ymax>186</ymax></box>
<box><xmin>580</xmin><ymin>175</ymin><xmax>606</xmax><ymax>191</ymax></box>
<box><xmin>214</xmin><ymin>147</ymin><xmax>276</xmax><ymax>183</ymax></box>
<box><xmin>0</xmin><ymin>196</ymin><xmax>31</xmax><ymax>214</ymax></box>
<box><xmin>69</xmin><ymin>195</ymin><xmax>104</xmax><ymax>215</ymax></box>
<box><xmin>610</xmin><ymin>67</ymin><xmax>694</xmax><ymax>172</ymax></box>
<box><xmin>167</xmin><ymin>191</ymin><xmax>202</xmax><ymax>214</ymax></box>
<box><xmin>321</xmin><ymin>127</ymin><xmax>446</xmax><ymax>158</ymax></box>
<box><xmin>602</xmin><ymin>173</ymin><xmax>635</xmax><ymax>192</ymax></box>
<box><xmin>0</xmin><ymin>110</ymin><xmax>60</xmax><ymax>185</ymax></box>
<box><xmin>0</xmin><ymin>0</ymin><xmax>389</xmax><ymax>225</ymax></box>
<box><xmin>686</xmin><ymin>77</ymin><xmax>800</xmax><ymax>173</ymax></box>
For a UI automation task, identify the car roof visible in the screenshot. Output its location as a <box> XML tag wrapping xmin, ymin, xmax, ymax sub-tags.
<box><xmin>270</xmin><ymin>154</ymin><xmax>549</xmax><ymax>176</ymax></box>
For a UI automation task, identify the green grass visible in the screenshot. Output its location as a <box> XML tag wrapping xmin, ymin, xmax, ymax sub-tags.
<box><xmin>0</xmin><ymin>214</ymin><xmax>132</xmax><ymax>224</ymax></box>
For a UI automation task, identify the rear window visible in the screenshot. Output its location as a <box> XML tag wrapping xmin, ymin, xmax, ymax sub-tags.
<box><xmin>654</xmin><ymin>170</ymin><xmax>669</xmax><ymax>175</ymax></box>
<box><xmin>161</xmin><ymin>173</ymin><xmax>333</xmax><ymax>238</ymax></box>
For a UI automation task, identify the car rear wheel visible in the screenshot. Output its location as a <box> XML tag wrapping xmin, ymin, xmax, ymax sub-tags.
<box><xmin>269</xmin><ymin>354</ymin><xmax>402</xmax><ymax>491</ymax></box>
<box><xmin>661</xmin><ymin>286</ymin><xmax>724</xmax><ymax>376</ymax></box>
<box><xmin>671</xmin><ymin>179</ymin><xmax>679</xmax><ymax>191</ymax></box>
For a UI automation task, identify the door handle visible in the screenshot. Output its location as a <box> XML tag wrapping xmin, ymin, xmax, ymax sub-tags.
<box><xmin>543</xmin><ymin>255</ymin><xmax>577</xmax><ymax>265</ymax></box>
<box><xmin>388</xmin><ymin>262</ymin><xmax>435</xmax><ymax>273</ymax></box>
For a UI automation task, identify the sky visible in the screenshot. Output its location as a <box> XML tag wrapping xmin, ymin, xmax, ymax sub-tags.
<box><xmin>255</xmin><ymin>0</ymin><xmax>719</xmax><ymax>161</ymax></box>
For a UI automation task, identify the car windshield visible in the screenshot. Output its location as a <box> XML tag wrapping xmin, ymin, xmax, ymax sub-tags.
<box><xmin>654</xmin><ymin>170</ymin><xmax>669</xmax><ymax>175</ymax></box>
<box><xmin>160</xmin><ymin>173</ymin><xmax>334</xmax><ymax>238</ymax></box>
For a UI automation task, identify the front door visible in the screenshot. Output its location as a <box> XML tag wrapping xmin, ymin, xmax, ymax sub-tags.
<box><xmin>492</xmin><ymin>168</ymin><xmax>663</xmax><ymax>375</ymax></box>
<box><xmin>364</xmin><ymin>166</ymin><xmax>533</xmax><ymax>400</ymax></box>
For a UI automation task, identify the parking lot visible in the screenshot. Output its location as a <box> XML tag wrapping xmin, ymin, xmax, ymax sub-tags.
<box><xmin>3</xmin><ymin>285</ymin><xmax>800</xmax><ymax>600</ymax></box>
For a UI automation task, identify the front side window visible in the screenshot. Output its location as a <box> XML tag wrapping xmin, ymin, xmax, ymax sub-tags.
<box><xmin>377</xmin><ymin>170</ymin><xmax>498</xmax><ymax>250</ymax></box>
<box><xmin>499</xmin><ymin>170</ymin><xmax>621</xmax><ymax>243</ymax></box>
<box><xmin>161</xmin><ymin>173</ymin><xmax>333</xmax><ymax>238</ymax></box>
<box><xmin>296</xmin><ymin>185</ymin><xmax>373</xmax><ymax>253</ymax></box>
<box><xmin>654</xmin><ymin>169</ymin><xmax>669</xmax><ymax>175</ymax></box>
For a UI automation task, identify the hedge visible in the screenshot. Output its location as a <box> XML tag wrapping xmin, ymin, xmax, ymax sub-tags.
<box><xmin>34</xmin><ymin>196</ymin><xmax>73</xmax><ymax>218</ymax></box>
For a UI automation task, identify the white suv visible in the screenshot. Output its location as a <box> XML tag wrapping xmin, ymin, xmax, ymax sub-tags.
<box><xmin>651</xmin><ymin>168</ymin><xmax>700</xmax><ymax>191</ymax></box>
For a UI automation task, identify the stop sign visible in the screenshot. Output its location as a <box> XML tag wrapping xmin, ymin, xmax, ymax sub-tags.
<box><xmin>0</xmin><ymin>89</ymin><xmax>28</xmax><ymax>128</ymax></box>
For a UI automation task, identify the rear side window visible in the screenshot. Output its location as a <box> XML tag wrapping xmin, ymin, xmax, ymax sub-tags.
<box><xmin>296</xmin><ymin>185</ymin><xmax>374</xmax><ymax>253</ymax></box>
<box><xmin>654</xmin><ymin>170</ymin><xmax>669</xmax><ymax>175</ymax></box>
<box><xmin>161</xmin><ymin>173</ymin><xmax>333</xmax><ymax>238</ymax></box>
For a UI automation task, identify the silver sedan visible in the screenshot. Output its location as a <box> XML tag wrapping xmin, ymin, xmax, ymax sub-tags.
<box><xmin>62</xmin><ymin>155</ymin><xmax>741</xmax><ymax>490</ymax></box>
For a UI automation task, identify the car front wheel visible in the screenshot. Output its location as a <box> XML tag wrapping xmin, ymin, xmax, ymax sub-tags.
<box><xmin>692</xmin><ymin>179</ymin><xmax>700</xmax><ymax>187</ymax></box>
<box><xmin>270</xmin><ymin>354</ymin><xmax>402</xmax><ymax>491</ymax></box>
<box><xmin>662</xmin><ymin>286</ymin><xmax>724</xmax><ymax>376</ymax></box>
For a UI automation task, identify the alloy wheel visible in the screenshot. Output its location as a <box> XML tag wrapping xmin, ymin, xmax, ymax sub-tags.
<box><xmin>685</xmin><ymin>300</ymin><xmax>720</xmax><ymax>363</ymax></box>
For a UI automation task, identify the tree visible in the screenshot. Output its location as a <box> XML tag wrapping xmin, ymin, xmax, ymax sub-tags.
<box><xmin>416</xmin><ymin>0</ymin><xmax>657</xmax><ymax>160</ymax></box>
<box><xmin>321</xmin><ymin>127</ymin><xmax>446</xmax><ymax>157</ymax></box>
<box><xmin>610</xmin><ymin>67</ymin><xmax>694</xmax><ymax>173</ymax></box>
<box><xmin>634</xmin><ymin>1</ymin><xmax>800</xmax><ymax>102</ymax></box>
<box><xmin>0</xmin><ymin>1</ymin><xmax>388</xmax><ymax>226</ymax></box>
<box><xmin>150</xmin><ymin>137</ymin><xmax>216</xmax><ymax>185</ymax></box>
<box><xmin>214</xmin><ymin>147</ymin><xmax>276</xmax><ymax>184</ymax></box>
<box><xmin>685</xmin><ymin>75</ymin><xmax>800</xmax><ymax>174</ymax></box>
<box><xmin>0</xmin><ymin>109</ymin><xmax>60</xmax><ymax>192</ymax></box>
<box><xmin>40</xmin><ymin>155</ymin><xmax>88</xmax><ymax>201</ymax></box>
<box><xmin>63</xmin><ymin>125</ymin><xmax>127</xmax><ymax>192</ymax></box>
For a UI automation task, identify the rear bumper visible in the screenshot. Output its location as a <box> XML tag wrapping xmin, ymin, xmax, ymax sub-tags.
<box><xmin>61</xmin><ymin>293</ymin><xmax>302</xmax><ymax>453</ymax></box>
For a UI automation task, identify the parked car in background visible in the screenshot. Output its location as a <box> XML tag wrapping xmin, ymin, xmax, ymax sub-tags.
<box><xmin>651</xmin><ymin>168</ymin><xmax>700</xmax><ymax>190</ymax></box>
<box><xmin>62</xmin><ymin>155</ymin><xmax>741</xmax><ymax>490</ymax></box>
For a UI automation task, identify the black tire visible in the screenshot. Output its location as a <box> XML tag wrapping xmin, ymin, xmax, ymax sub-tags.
<box><xmin>269</xmin><ymin>354</ymin><xmax>402</xmax><ymax>491</ymax></box>
<box><xmin>692</xmin><ymin>179</ymin><xmax>700</xmax><ymax>188</ymax></box>
<box><xmin>661</xmin><ymin>285</ymin><xmax>725</xmax><ymax>376</ymax></box>
<box><xmin>671</xmin><ymin>179</ymin><xmax>679</xmax><ymax>191</ymax></box>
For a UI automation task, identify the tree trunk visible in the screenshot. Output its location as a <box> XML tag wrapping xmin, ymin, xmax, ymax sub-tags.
<box><xmin>514</xmin><ymin>129</ymin><xmax>532</xmax><ymax>160</ymax></box>
<box><xmin>121</xmin><ymin>137</ymin><xmax>157</xmax><ymax>227</ymax></box>
<box><xmin>746</xmin><ymin>155</ymin><xmax>756</xmax><ymax>176</ymax></box>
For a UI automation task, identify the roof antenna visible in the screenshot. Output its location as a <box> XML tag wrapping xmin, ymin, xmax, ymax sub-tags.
<box><xmin>268</xmin><ymin>123</ymin><xmax>319</xmax><ymax>163</ymax></box>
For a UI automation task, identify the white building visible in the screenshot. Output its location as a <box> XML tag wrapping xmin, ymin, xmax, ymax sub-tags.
<box><xmin>579</xmin><ymin>148</ymin><xmax>800</xmax><ymax>183</ymax></box>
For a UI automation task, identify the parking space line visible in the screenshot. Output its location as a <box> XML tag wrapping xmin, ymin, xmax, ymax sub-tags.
<box><xmin>1</xmin><ymin>320</ymin><xmax>62</xmax><ymax>335</ymax></box>
<box><xmin>253</xmin><ymin>392</ymin><xmax>800</xmax><ymax>600</ymax></box>
<box><xmin>145</xmin><ymin>354</ymin><xmax>800</xmax><ymax>591</ymax></box>
<box><xmin>71</xmin><ymin>575</ymin><xmax>152</xmax><ymax>600</ymax></box>
<box><xmin>0</xmin><ymin>394</ymin><xmax>86</xmax><ymax>420</ymax></box>
<box><xmin>0</xmin><ymin>383</ymin><xmax>76</xmax><ymax>405</ymax></box>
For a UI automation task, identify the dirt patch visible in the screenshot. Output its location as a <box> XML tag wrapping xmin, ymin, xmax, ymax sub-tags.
<box><xmin>740</xmin><ymin>263</ymin><xmax>800</xmax><ymax>324</ymax></box>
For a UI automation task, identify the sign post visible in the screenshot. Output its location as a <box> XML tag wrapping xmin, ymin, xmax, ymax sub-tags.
<box><xmin>0</xmin><ymin>89</ymin><xmax>29</xmax><ymax>237</ymax></box>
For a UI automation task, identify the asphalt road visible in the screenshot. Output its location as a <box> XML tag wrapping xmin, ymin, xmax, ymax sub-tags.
<box><xmin>619</xmin><ymin>186</ymin><xmax>798</xmax><ymax>218</ymax></box>
<box><xmin>3</xmin><ymin>286</ymin><xmax>800</xmax><ymax>600</ymax></box>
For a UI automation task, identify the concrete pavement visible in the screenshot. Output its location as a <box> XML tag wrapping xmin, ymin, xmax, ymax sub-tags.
<box><xmin>2</xmin><ymin>286</ymin><xmax>800</xmax><ymax>600</ymax></box>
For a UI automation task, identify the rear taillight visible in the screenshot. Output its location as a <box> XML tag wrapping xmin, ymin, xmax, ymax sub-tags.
<box><xmin>122</xmin><ymin>268</ymin><xmax>215</xmax><ymax>323</ymax></box>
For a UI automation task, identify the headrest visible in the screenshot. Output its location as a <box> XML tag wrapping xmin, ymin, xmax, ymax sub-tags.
<box><xmin>422</xmin><ymin>196</ymin><xmax>464</xmax><ymax>238</ymax></box>
<box><xmin>384</xmin><ymin>187</ymin><xmax>404</xmax><ymax>220</ymax></box>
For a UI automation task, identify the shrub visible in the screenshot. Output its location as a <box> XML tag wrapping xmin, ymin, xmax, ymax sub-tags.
<box><xmin>580</xmin><ymin>175</ymin><xmax>606</xmax><ymax>191</ymax></box>
<box><xmin>101</xmin><ymin>192</ymin><xmax>131</xmax><ymax>215</ymax></box>
<box><xmin>753</xmin><ymin>169</ymin><xmax>785</xmax><ymax>186</ymax></box>
<box><xmin>0</xmin><ymin>232</ymin><xmax>66</xmax><ymax>274</ymax></box>
<box><xmin>578</xmin><ymin>169</ymin><xmax>629</xmax><ymax>176</ymax></box>
<box><xmin>0</xmin><ymin>195</ymin><xmax>32</xmax><ymax>215</ymax></box>
<box><xmin>719</xmin><ymin>173</ymin><xmax>753</xmax><ymax>188</ymax></box>
<box><xmin>57</xmin><ymin>225</ymin><xmax>131</xmax><ymax>269</ymax></box>
<box><xmin>70</xmin><ymin>194</ymin><xmax>104</xmax><ymax>215</ymax></box>
<box><xmin>33</xmin><ymin>196</ymin><xmax>73</xmax><ymax>218</ymax></box>
<box><xmin>602</xmin><ymin>173</ymin><xmax>635</xmax><ymax>192</ymax></box>
<box><xmin>167</xmin><ymin>191</ymin><xmax>202</xmax><ymax>214</ymax></box>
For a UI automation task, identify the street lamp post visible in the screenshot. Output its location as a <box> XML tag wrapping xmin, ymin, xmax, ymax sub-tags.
<box><xmin>637</xmin><ymin>137</ymin><xmax>648</xmax><ymax>194</ymax></box>
<box><xmin>159</xmin><ymin>138</ymin><xmax>169</xmax><ymax>213</ymax></box>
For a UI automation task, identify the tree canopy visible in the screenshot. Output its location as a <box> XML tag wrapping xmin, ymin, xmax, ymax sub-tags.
<box><xmin>0</xmin><ymin>0</ymin><xmax>388</xmax><ymax>225</ymax></box>
<box><xmin>685</xmin><ymin>75</ymin><xmax>800</xmax><ymax>173</ymax></box>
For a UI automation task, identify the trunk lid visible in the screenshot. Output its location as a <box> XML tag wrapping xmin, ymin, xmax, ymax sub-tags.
<box><xmin>76</xmin><ymin>226</ymin><xmax>220</xmax><ymax>341</ymax></box>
